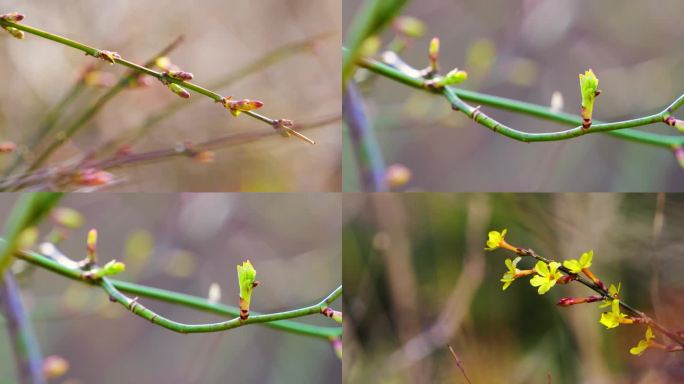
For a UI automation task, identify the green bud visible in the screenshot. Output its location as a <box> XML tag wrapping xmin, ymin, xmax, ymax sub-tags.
<box><xmin>665</xmin><ymin>116</ymin><xmax>684</xmax><ymax>132</ymax></box>
<box><xmin>429</xmin><ymin>37</ymin><xmax>440</xmax><ymax>71</ymax></box>
<box><xmin>3</xmin><ymin>26</ymin><xmax>24</xmax><ymax>39</ymax></box>
<box><xmin>579</xmin><ymin>69</ymin><xmax>599</xmax><ymax>128</ymax></box>
<box><xmin>87</xmin><ymin>229</ymin><xmax>98</xmax><ymax>264</ymax></box>
<box><xmin>88</xmin><ymin>260</ymin><xmax>126</xmax><ymax>279</ymax></box>
<box><xmin>52</xmin><ymin>207</ymin><xmax>84</xmax><ymax>229</ymax></box>
<box><xmin>431</xmin><ymin>68</ymin><xmax>468</xmax><ymax>88</ymax></box>
<box><xmin>394</xmin><ymin>16</ymin><xmax>426</xmax><ymax>38</ymax></box>
<box><xmin>237</xmin><ymin>260</ymin><xmax>258</xmax><ymax>319</ymax></box>
<box><xmin>167</xmin><ymin>83</ymin><xmax>190</xmax><ymax>99</ymax></box>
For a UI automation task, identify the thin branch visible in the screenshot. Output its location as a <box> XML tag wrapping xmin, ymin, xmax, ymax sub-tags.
<box><xmin>14</xmin><ymin>247</ymin><xmax>342</xmax><ymax>339</ymax></box>
<box><xmin>0</xmin><ymin>17</ymin><xmax>313</xmax><ymax>176</ymax></box>
<box><xmin>512</xmin><ymin>246</ymin><xmax>684</xmax><ymax>349</ymax></box>
<box><xmin>352</xmin><ymin>51</ymin><xmax>684</xmax><ymax>148</ymax></box>
<box><xmin>344</xmin><ymin>82</ymin><xmax>386</xmax><ymax>191</ymax></box>
<box><xmin>0</xmin><ymin>115</ymin><xmax>339</xmax><ymax>191</ymax></box>
<box><xmin>0</xmin><ymin>272</ymin><xmax>45</xmax><ymax>384</ymax></box>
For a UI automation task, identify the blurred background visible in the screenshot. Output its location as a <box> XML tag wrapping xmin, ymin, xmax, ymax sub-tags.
<box><xmin>0</xmin><ymin>193</ymin><xmax>341</xmax><ymax>383</ymax></box>
<box><xmin>343</xmin><ymin>0</ymin><xmax>684</xmax><ymax>191</ymax></box>
<box><xmin>0</xmin><ymin>0</ymin><xmax>340</xmax><ymax>191</ymax></box>
<box><xmin>344</xmin><ymin>193</ymin><xmax>684</xmax><ymax>383</ymax></box>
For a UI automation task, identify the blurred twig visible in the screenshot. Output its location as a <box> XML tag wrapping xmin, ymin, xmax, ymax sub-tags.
<box><xmin>344</xmin><ymin>82</ymin><xmax>386</xmax><ymax>191</ymax></box>
<box><xmin>0</xmin><ymin>272</ymin><xmax>45</xmax><ymax>384</ymax></box>
<box><xmin>0</xmin><ymin>115</ymin><xmax>339</xmax><ymax>191</ymax></box>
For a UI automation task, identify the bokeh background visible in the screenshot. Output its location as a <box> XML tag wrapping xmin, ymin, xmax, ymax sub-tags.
<box><xmin>0</xmin><ymin>193</ymin><xmax>341</xmax><ymax>383</ymax></box>
<box><xmin>0</xmin><ymin>0</ymin><xmax>340</xmax><ymax>191</ymax></box>
<box><xmin>343</xmin><ymin>0</ymin><xmax>684</xmax><ymax>191</ymax></box>
<box><xmin>344</xmin><ymin>193</ymin><xmax>684</xmax><ymax>383</ymax></box>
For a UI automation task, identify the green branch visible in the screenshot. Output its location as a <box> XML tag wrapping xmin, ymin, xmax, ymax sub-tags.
<box><xmin>353</xmin><ymin>52</ymin><xmax>684</xmax><ymax>148</ymax></box>
<box><xmin>0</xmin><ymin>193</ymin><xmax>62</xmax><ymax>282</ymax></box>
<box><xmin>15</xmin><ymin>248</ymin><xmax>341</xmax><ymax>339</ymax></box>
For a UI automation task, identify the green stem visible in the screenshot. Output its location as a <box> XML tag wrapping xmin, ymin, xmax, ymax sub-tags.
<box><xmin>0</xmin><ymin>193</ymin><xmax>62</xmax><ymax>282</ymax></box>
<box><xmin>15</xmin><ymin>248</ymin><xmax>341</xmax><ymax>339</ymax></box>
<box><xmin>353</xmin><ymin>52</ymin><xmax>684</xmax><ymax>147</ymax></box>
<box><xmin>0</xmin><ymin>272</ymin><xmax>45</xmax><ymax>384</ymax></box>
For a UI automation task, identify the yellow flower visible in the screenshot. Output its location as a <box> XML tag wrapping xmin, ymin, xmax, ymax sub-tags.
<box><xmin>485</xmin><ymin>229</ymin><xmax>507</xmax><ymax>251</ymax></box>
<box><xmin>529</xmin><ymin>261</ymin><xmax>561</xmax><ymax>295</ymax></box>
<box><xmin>500</xmin><ymin>257</ymin><xmax>521</xmax><ymax>290</ymax></box>
<box><xmin>562</xmin><ymin>250</ymin><xmax>593</xmax><ymax>274</ymax></box>
<box><xmin>599</xmin><ymin>299</ymin><xmax>631</xmax><ymax>329</ymax></box>
<box><xmin>629</xmin><ymin>327</ymin><xmax>654</xmax><ymax>356</ymax></box>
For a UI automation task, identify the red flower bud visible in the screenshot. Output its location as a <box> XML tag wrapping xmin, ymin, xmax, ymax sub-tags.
<box><xmin>1</xmin><ymin>12</ymin><xmax>25</xmax><ymax>23</ymax></box>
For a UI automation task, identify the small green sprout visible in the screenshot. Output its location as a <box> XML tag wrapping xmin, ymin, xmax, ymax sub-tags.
<box><xmin>237</xmin><ymin>260</ymin><xmax>259</xmax><ymax>320</ymax></box>
<box><xmin>428</xmin><ymin>37</ymin><xmax>440</xmax><ymax>72</ymax></box>
<box><xmin>629</xmin><ymin>326</ymin><xmax>654</xmax><ymax>356</ymax></box>
<box><xmin>529</xmin><ymin>261</ymin><xmax>561</xmax><ymax>295</ymax></box>
<box><xmin>579</xmin><ymin>69</ymin><xmax>600</xmax><ymax>129</ymax></box>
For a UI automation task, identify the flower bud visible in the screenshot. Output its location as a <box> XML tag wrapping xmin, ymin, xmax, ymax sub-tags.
<box><xmin>429</xmin><ymin>37</ymin><xmax>440</xmax><ymax>72</ymax></box>
<box><xmin>87</xmin><ymin>228</ymin><xmax>97</xmax><ymax>264</ymax></box>
<box><xmin>222</xmin><ymin>97</ymin><xmax>264</xmax><ymax>117</ymax></box>
<box><xmin>0</xmin><ymin>12</ymin><xmax>25</xmax><ymax>23</ymax></box>
<box><xmin>165</xmin><ymin>70</ymin><xmax>194</xmax><ymax>81</ymax></box>
<box><xmin>72</xmin><ymin>168</ymin><xmax>114</xmax><ymax>186</ymax></box>
<box><xmin>385</xmin><ymin>163</ymin><xmax>411</xmax><ymax>189</ymax></box>
<box><xmin>167</xmin><ymin>83</ymin><xmax>190</xmax><ymax>99</ymax></box>
<box><xmin>665</xmin><ymin>116</ymin><xmax>684</xmax><ymax>132</ymax></box>
<box><xmin>237</xmin><ymin>260</ymin><xmax>257</xmax><ymax>320</ymax></box>
<box><xmin>0</xmin><ymin>141</ymin><xmax>17</xmax><ymax>153</ymax></box>
<box><xmin>3</xmin><ymin>26</ymin><xmax>24</xmax><ymax>39</ymax></box>
<box><xmin>43</xmin><ymin>355</ymin><xmax>69</xmax><ymax>380</ymax></box>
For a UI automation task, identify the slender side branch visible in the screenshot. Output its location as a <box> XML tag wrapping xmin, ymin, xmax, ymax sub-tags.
<box><xmin>0</xmin><ymin>272</ymin><xmax>45</xmax><ymax>384</ymax></box>
<box><xmin>352</xmin><ymin>51</ymin><xmax>684</xmax><ymax>148</ymax></box>
<box><xmin>14</xmin><ymin>248</ymin><xmax>342</xmax><ymax>339</ymax></box>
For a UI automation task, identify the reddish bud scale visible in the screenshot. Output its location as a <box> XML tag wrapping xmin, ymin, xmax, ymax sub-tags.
<box><xmin>0</xmin><ymin>12</ymin><xmax>25</xmax><ymax>22</ymax></box>
<box><xmin>166</xmin><ymin>70</ymin><xmax>194</xmax><ymax>81</ymax></box>
<box><xmin>557</xmin><ymin>295</ymin><xmax>602</xmax><ymax>307</ymax></box>
<box><xmin>582</xmin><ymin>268</ymin><xmax>605</xmax><ymax>290</ymax></box>
<box><xmin>0</xmin><ymin>141</ymin><xmax>17</xmax><ymax>153</ymax></box>
<box><xmin>72</xmin><ymin>168</ymin><xmax>114</xmax><ymax>186</ymax></box>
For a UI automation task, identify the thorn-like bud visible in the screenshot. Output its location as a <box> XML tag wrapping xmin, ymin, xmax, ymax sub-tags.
<box><xmin>272</xmin><ymin>119</ymin><xmax>316</xmax><ymax>145</ymax></box>
<box><xmin>51</xmin><ymin>207</ymin><xmax>84</xmax><ymax>229</ymax></box>
<box><xmin>393</xmin><ymin>16</ymin><xmax>426</xmax><ymax>38</ymax></box>
<box><xmin>97</xmin><ymin>50</ymin><xmax>121</xmax><ymax>64</ymax></box>
<box><xmin>0</xmin><ymin>12</ymin><xmax>25</xmax><ymax>23</ymax></box>
<box><xmin>0</xmin><ymin>141</ymin><xmax>17</xmax><ymax>153</ymax></box>
<box><xmin>167</xmin><ymin>83</ymin><xmax>190</xmax><ymax>99</ymax></box>
<box><xmin>429</xmin><ymin>37</ymin><xmax>440</xmax><ymax>72</ymax></box>
<box><xmin>385</xmin><ymin>163</ymin><xmax>412</xmax><ymax>189</ymax></box>
<box><xmin>3</xmin><ymin>26</ymin><xmax>24</xmax><ymax>39</ymax></box>
<box><xmin>237</xmin><ymin>260</ymin><xmax>257</xmax><ymax>320</ymax></box>
<box><xmin>87</xmin><ymin>229</ymin><xmax>98</xmax><ymax>264</ymax></box>
<box><xmin>165</xmin><ymin>70</ymin><xmax>194</xmax><ymax>81</ymax></box>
